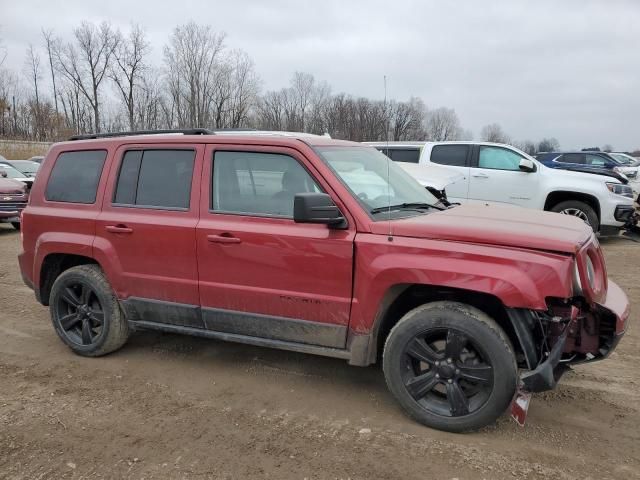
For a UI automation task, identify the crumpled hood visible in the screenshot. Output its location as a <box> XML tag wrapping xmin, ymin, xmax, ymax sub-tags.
<box><xmin>372</xmin><ymin>204</ymin><xmax>592</xmax><ymax>253</ymax></box>
<box><xmin>396</xmin><ymin>162</ymin><xmax>466</xmax><ymax>190</ymax></box>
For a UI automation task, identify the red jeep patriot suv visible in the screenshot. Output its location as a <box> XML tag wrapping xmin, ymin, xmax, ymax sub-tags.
<box><xmin>18</xmin><ymin>129</ymin><xmax>629</xmax><ymax>432</ymax></box>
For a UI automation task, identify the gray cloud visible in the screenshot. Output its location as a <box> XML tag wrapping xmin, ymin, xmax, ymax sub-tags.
<box><xmin>2</xmin><ymin>0</ymin><xmax>639</xmax><ymax>149</ymax></box>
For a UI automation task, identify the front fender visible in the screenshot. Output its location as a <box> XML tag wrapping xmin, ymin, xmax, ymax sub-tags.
<box><xmin>349</xmin><ymin>234</ymin><xmax>574</xmax><ymax>334</ymax></box>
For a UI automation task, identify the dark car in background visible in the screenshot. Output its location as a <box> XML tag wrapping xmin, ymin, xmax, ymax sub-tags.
<box><xmin>535</xmin><ymin>151</ymin><xmax>638</xmax><ymax>180</ymax></box>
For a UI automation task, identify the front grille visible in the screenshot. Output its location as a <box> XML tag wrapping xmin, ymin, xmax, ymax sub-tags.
<box><xmin>0</xmin><ymin>193</ymin><xmax>26</xmax><ymax>199</ymax></box>
<box><xmin>0</xmin><ymin>201</ymin><xmax>26</xmax><ymax>212</ymax></box>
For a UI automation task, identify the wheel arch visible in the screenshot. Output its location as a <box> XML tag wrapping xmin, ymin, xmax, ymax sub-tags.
<box><xmin>544</xmin><ymin>190</ymin><xmax>601</xmax><ymax>221</ymax></box>
<box><xmin>38</xmin><ymin>253</ymin><xmax>100</xmax><ymax>306</ymax></box>
<box><xmin>362</xmin><ymin>284</ymin><xmax>535</xmax><ymax>369</ymax></box>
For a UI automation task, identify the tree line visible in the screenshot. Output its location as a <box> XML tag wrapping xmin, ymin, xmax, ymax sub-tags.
<box><xmin>1</xmin><ymin>21</ymin><xmax>564</xmax><ymax>153</ymax></box>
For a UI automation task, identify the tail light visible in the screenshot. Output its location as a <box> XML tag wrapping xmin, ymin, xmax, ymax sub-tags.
<box><xmin>575</xmin><ymin>238</ymin><xmax>607</xmax><ymax>304</ymax></box>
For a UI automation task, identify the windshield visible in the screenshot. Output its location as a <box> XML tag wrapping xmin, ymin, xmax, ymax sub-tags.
<box><xmin>0</xmin><ymin>163</ymin><xmax>27</xmax><ymax>179</ymax></box>
<box><xmin>314</xmin><ymin>146</ymin><xmax>440</xmax><ymax>219</ymax></box>
<box><xmin>12</xmin><ymin>161</ymin><xmax>40</xmax><ymax>174</ymax></box>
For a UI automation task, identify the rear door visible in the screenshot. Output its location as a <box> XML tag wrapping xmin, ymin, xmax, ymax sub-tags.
<box><xmin>425</xmin><ymin>144</ymin><xmax>471</xmax><ymax>202</ymax></box>
<box><xmin>195</xmin><ymin>144</ymin><xmax>355</xmax><ymax>348</ymax></box>
<box><xmin>94</xmin><ymin>144</ymin><xmax>204</xmax><ymax>327</ymax></box>
<box><xmin>467</xmin><ymin>145</ymin><xmax>539</xmax><ymax>207</ymax></box>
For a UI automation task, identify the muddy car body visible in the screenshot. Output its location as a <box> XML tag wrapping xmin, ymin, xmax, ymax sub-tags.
<box><xmin>18</xmin><ymin>130</ymin><xmax>629</xmax><ymax>432</ymax></box>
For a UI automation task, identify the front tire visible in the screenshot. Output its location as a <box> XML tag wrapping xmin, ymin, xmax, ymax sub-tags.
<box><xmin>49</xmin><ymin>264</ymin><xmax>129</xmax><ymax>356</ymax></box>
<box><xmin>382</xmin><ymin>301</ymin><xmax>517</xmax><ymax>433</ymax></box>
<box><xmin>550</xmin><ymin>200</ymin><xmax>599</xmax><ymax>232</ymax></box>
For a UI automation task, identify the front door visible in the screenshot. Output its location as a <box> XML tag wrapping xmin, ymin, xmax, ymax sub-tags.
<box><xmin>467</xmin><ymin>145</ymin><xmax>539</xmax><ymax>208</ymax></box>
<box><xmin>95</xmin><ymin>144</ymin><xmax>204</xmax><ymax>327</ymax></box>
<box><xmin>196</xmin><ymin>145</ymin><xmax>355</xmax><ymax>348</ymax></box>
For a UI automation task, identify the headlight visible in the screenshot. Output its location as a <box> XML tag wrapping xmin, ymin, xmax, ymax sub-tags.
<box><xmin>606</xmin><ymin>182</ymin><xmax>633</xmax><ymax>198</ymax></box>
<box><xmin>585</xmin><ymin>255</ymin><xmax>596</xmax><ymax>290</ymax></box>
<box><xmin>573</xmin><ymin>262</ymin><xmax>583</xmax><ymax>296</ymax></box>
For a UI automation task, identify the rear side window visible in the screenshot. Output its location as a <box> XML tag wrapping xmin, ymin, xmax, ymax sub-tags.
<box><xmin>45</xmin><ymin>150</ymin><xmax>107</xmax><ymax>203</ymax></box>
<box><xmin>560</xmin><ymin>153</ymin><xmax>585</xmax><ymax>164</ymax></box>
<box><xmin>586</xmin><ymin>154</ymin><xmax>607</xmax><ymax>167</ymax></box>
<box><xmin>113</xmin><ymin>149</ymin><xmax>195</xmax><ymax>209</ymax></box>
<box><xmin>388</xmin><ymin>148</ymin><xmax>420</xmax><ymax>163</ymax></box>
<box><xmin>430</xmin><ymin>145</ymin><xmax>469</xmax><ymax>167</ymax></box>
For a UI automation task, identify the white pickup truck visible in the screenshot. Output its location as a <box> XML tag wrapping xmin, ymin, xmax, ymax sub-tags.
<box><xmin>366</xmin><ymin>141</ymin><xmax>637</xmax><ymax>235</ymax></box>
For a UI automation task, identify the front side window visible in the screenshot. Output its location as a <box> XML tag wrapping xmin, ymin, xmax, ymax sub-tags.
<box><xmin>431</xmin><ymin>145</ymin><xmax>469</xmax><ymax>167</ymax></box>
<box><xmin>212</xmin><ymin>151</ymin><xmax>321</xmax><ymax>217</ymax></box>
<box><xmin>586</xmin><ymin>154</ymin><xmax>607</xmax><ymax>167</ymax></box>
<box><xmin>45</xmin><ymin>150</ymin><xmax>107</xmax><ymax>203</ymax></box>
<box><xmin>478</xmin><ymin>146</ymin><xmax>524</xmax><ymax>171</ymax></box>
<box><xmin>315</xmin><ymin>146</ymin><xmax>440</xmax><ymax>219</ymax></box>
<box><xmin>113</xmin><ymin>149</ymin><xmax>195</xmax><ymax>209</ymax></box>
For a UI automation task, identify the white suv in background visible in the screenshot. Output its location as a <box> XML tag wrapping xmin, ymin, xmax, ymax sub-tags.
<box><xmin>366</xmin><ymin>141</ymin><xmax>636</xmax><ymax>235</ymax></box>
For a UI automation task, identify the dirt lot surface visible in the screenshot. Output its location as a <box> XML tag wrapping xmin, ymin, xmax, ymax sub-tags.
<box><xmin>1</xmin><ymin>224</ymin><xmax>639</xmax><ymax>479</ymax></box>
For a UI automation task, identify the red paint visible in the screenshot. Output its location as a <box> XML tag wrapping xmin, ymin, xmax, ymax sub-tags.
<box><xmin>17</xmin><ymin>135</ymin><xmax>628</xmax><ymax>344</ymax></box>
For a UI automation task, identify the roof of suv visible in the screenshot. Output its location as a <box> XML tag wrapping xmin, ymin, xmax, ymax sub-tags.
<box><xmin>57</xmin><ymin>131</ymin><xmax>360</xmax><ymax>150</ymax></box>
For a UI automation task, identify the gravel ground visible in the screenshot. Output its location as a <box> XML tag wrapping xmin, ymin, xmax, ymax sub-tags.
<box><xmin>0</xmin><ymin>224</ymin><xmax>638</xmax><ymax>479</ymax></box>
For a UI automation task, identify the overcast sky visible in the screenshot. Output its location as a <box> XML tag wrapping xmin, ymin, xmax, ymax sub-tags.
<box><xmin>1</xmin><ymin>0</ymin><xmax>639</xmax><ymax>150</ymax></box>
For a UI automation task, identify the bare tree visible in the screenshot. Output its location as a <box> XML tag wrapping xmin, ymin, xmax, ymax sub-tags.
<box><xmin>537</xmin><ymin>137</ymin><xmax>560</xmax><ymax>152</ymax></box>
<box><xmin>516</xmin><ymin>140</ymin><xmax>537</xmax><ymax>156</ymax></box>
<box><xmin>226</xmin><ymin>50</ymin><xmax>260</xmax><ymax>128</ymax></box>
<box><xmin>425</xmin><ymin>107</ymin><xmax>462</xmax><ymax>141</ymax></box>
<box><xmin>164</xmin><ymin>22</ymin><xmax>226</xmax><ymax>128</ymax></box>
<box><xmin>480</xmin><ymin>123</ymin><xmax>510</xmax><ymax>143</ymax></box>
<box><xmin>23</xmin><ymin>45</ymin><xmax>43</xmax><ymax>137</ymax></box>
<box><xmin>109</xmin><ymin>24</ymin><xmax>149</xmax><ymax>130</ymax></box>
<box><xmin>602</xmin><ymin>144</ymin><xmax>613</xmax><ymax>153</ymax></box>
<box><xmin>53</xmin><ymin>21</ymin><xmax>119</xmax><ymax>132</ymax></box>
<box><xmin>42</xmin><ymin>29</ymin><xmax>60</xmax><ymax>117</ymax></box>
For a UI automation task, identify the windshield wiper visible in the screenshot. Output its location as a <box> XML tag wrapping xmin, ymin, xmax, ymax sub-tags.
<box><xmin>370</xmin><ymin>202</ymin><xmax>444</xmax><ymax>214</ymax></box>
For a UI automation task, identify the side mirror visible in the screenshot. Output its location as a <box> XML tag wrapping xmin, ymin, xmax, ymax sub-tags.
<box><xmin>0</xmin><ymin>170</ymin><xmax>7</xmax><ymax>178</ymax></box>
<box><xmin>294</xmin><ymin>193</ymin><xmax>347</xmax><ymax>228</ymax></box>
<box><xmin>519</xmin><ymin>158</ymin><xmax>536</xmax><ymax>172</ymax></box>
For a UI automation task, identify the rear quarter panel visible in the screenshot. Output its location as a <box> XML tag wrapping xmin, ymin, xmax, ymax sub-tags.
<box><xmin>19</xmin><ymin>142</ymin><xmax>116</xmax><ymax>290</ymax></box>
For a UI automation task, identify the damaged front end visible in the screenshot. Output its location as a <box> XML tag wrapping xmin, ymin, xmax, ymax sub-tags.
<box><xmin>507</xmin><ymin>238</ymin><xmax>630</xmax><ymax>424</ymax></box>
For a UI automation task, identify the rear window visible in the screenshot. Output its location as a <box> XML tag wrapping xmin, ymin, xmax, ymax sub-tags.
<box><xmin>45</xmin><ymin>150</ymin><xmax>107</xmax><ymax>203</ymax></box>
<box><xmin>430</xmin><ymin>145</ymin><xmax>469</xmax><ymax>167</ymax></box>
<box><xmin>114</xmin><ymin>149</ymin><xmax>195</xmax><ymax>209</ymax></box>
<box><xmin>388</xmin><ymin>148</ymin><xmax>420</xmax><ymax>163</ymax></box>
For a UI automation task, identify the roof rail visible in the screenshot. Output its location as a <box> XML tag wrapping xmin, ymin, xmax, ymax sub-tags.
<box><xmin>68</xmin><ymin>128</ymin><xmax>215</xmax><ymax>141</ymax></box>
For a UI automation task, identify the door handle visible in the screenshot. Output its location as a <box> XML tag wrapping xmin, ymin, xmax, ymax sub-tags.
<box><xmin>105</xmin><ymin>225</ymin><xmax>133</xmax><ymax>234</ymax></box>
<box><xmin>472</xmin><ymin>173</ymin><xmax>489</xmax><ymax>179</ymax></box>
<box><xmin>207</xmin><ymin>233</ymin><xmax>241</xmax><ymax>244</ymax></box>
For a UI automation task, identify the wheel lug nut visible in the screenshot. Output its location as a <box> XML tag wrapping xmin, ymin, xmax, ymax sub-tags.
<box><xmin>455</xmin><ymin>369</ymin><xmax>460</xmax><ymax>374</ymax></box>
<box><xmin>435</xmin><ymin>361</ymin><xmax>439</xmax><ymax>366</ymax></box>
<box><xmin>435</xmin><ymin>373</ymin><xmax>440</xmax><ymax>379</ymax></box>
<box><xmin>447</xmin><ymin>358</ymin><xmax>453</xmax><ymax>364</ymax></box>
<box><xmin>447</xmin><ymin>379</ymin><xmax>453</xmax><ymax>384</ymax></box>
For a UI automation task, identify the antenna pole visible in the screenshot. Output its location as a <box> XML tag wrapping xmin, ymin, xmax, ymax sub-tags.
<box><xmin>384</xmin><ymin>75</ymin><xmax>392</xmax><ymax>241</ymax></box>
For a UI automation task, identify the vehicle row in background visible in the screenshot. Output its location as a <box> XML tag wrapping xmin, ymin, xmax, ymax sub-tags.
<box><xmin>368</xmin><ymin>141</ymin><xmax>637</xmax><ymax>237</ymax></box>
<box><xmin>535</xmin><ymin>150</ymin><xmax>639</xmax><ymax>199</ymax></box>
<box><xmin>0</xmin><ymin>175</ymin><xmax>28</xmax><ymax>230</ymax></box>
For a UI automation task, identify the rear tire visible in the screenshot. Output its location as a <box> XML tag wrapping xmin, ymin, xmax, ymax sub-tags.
<box><xmin>11</xmin><ymin>222</ymin><xmax>20</xmax><ymax>230</ymax></box>
<box><xmin>382</xmin><ymin>301</ymin><xmax>517</xmax><ymax>433</ymax></box>
<box><xmin>49</xmin><ymin>264</ymin><xmax>129</xmax><ymax>357</ymax></box>
<box><xmin>550</xmin><ymin>200</ymin><xmax>599</xmax><ymax>232</ymax></box>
